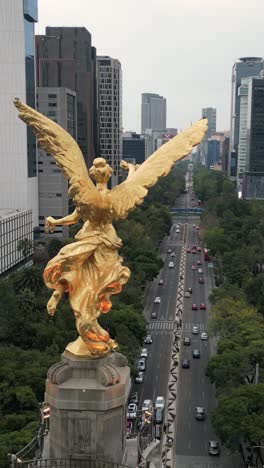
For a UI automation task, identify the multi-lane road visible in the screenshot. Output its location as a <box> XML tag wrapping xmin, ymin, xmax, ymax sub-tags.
<box><xmin>130</xmin><ymin>192</ymin><xmax>243</xmax><ymax>468</ymax></box>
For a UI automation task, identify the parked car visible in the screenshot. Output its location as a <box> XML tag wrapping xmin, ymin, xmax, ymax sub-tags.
<box><xmin>184</xmin><ymin>291</ymin><xmax>191</xmax><ymax>298</ymax></box>
<box><xmin>169</xmin><ymin>262</ymin><xmax>175</xmax><ymax>268</ymax></box>
<box><xmin>198</xmin><ymin>268</ymin><xmax>203</xmax><ymax>274</ymax></box>
<box><xmin>200</xmin><ymin>303</ymin><xmax>206</xmax><ymax>310</ymax></box>
<box><xmin>208</xmin><ymin>440</ymin><xmax>220</xmax><ymax>456</ymax></box>
<box><xmin>129</xmin><ymin>392</ymin><xmax>139</xmax><ymax>404</ymax></box>
<box><xmin>135</xmin><ymin>371</ymin><xmax>144</xmax><ymax>384</ymax></box>
<box><xmin>140</xmin><ymin>348</ymin><xmax>148</xmax><ymax>358</ymax></box>
<box><xmin>191</xmin><ymin>264</ymin><xmax>196</xmax><ymax>270</ymax></box>
<box><xmin>144</xmin><ymin>334</ymin><xmax>153</xmax><ymax>344</ymax></box>
<box><xmin>151</xmin><ymin>311</ymin><xmax>157</xmax><ymax>319</ymax></box>
<box><xmin>154</xmin><ymin>297</ymin><xmax>161</xmax><ymax>304</ymax></box>
<box><xmin>182</xmin><ymin>358</ymin><xmax>190</xmax><ymax>369</ymax></box>
<box><xmin>198</xmin><ymin>277</ymin><xmax>204</xmax><ymax>284</ymax></box>
<box><xmin>137</xmin><ymin>358</ymin><xmax>146</xmax><ymax>371</ymax></box>
<box><xmin>201</xmin><ymin>332</ymin><xmax>208</xmax><ymax>341</ymax></box>
<box><xmin>192</xmin><ymin>303</ymin><xmax>198</xmax><ymax>310</ymax></box>
<box><xmin>192</xmin><ymin>325</ymin><xmax>199</xmax><ymax>334</ymax></box>
<box><xmin>155</xmin><ymin>408</ymin><xmax>164</xmax><ymax>424</ymax></box>
<box><xmin>192</xmin><ymin>349</ymin><xmax>200</xmax><ymax>359</ymax></box>
<box><xmin>127</xmin><ymin>403</ymin><xmax>137</xmax><ymax>420</ymax></box>
<box><xmin>194</xmin><ymin>406</ymin><xmax>206</xmax><ymax>420</ymax></box>
<box><xmin>142</xmin><ymin>399</ymin><xmax>153</xmax><ymax>412</ymax></box>
<box><xmin>158</xmin><ymin>279</ymin><xmax>164</xmax><ymax>285</ymax></box>
<box><xmin>184</xmin><ymin>336</ymin><xmax>191</xmax><ymax>346</ymax></box>
<box><xmin>155</xmin><ymin>396</ymin><xmax>165</xmax><ymax>410</ymax></box>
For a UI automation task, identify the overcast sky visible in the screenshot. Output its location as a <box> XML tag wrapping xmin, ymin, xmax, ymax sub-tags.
<box><xmin>36</xmin><ymin>0</ymin><xmax>264</xmax><ymax>133</ymax></box>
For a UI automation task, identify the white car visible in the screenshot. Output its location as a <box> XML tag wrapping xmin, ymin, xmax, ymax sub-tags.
<box><xmin>127</xmin><ymin>403</ymin><xmax>137</xmax><ymax>419</ymax></box>
<box><xmin>135</xmin><ymin>371</ymin><xmax>144</xmax><ymax>384</ymax></box>
<box><xmin>154</xmin><ymin>297</ymin><xmax>161</xmax><ymax>304</ymax></box>
<box><xmin>176</xmin><ymin>229</ymin><xmax>180</xmax><ymax>233</ymax></box>
<box><xmin>140</xmin><ymin>348</ymin><xmax>148</xmax><ymax>358</ymax></box>
<box><xmin>142</xmin><ymin>399</ymin><xmax>153</xmax><ymax>412</ymax></box>
<box><xmin>144</xmin><ymin>335</ymin><xmax>153</xmax><ymax>344</ymax></box>
<box><xmin>184</xmin><ymin>291</ymin><xmax>191</xmax><ymax>298</ymax></box>
<box><xmin>169</xmin><ymin>262</ymin><xmax>175</xmax><ymax>268</ymax></box>
<box><xmin>201</xmin><ymin>332</ymin><xmax>208</xmax><ymax>341</ymax></box>
<box><xmin>171</xmin><ymin>252</ymin><xmax>176</xmax><ymax>257</ymax></box>
<box><xmin>192</xmin><ymin>325</ymin><xmax>199</xmax><ymax>334</ymax></box>
<box><xmin>198</xmin><ymin>268</ymin><xmax>203</xmax><ymax>274</ymax></box>
<box><xmin>155</xmin><ymin>396</ymin><xmax>165</xmax><ymax>410</ymax></box>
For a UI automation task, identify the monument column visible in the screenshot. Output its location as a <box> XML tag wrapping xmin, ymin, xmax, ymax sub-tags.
<box><xmin>45</xmin><ymin>351</ymin><xmax>130</xmax><ymax>464</ymax></box>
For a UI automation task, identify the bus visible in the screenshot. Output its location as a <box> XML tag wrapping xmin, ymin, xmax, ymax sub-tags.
<box><xmin>204</xmin><ymin>248</ymin><xmax>211</xmax><ymax>262</ymax></box>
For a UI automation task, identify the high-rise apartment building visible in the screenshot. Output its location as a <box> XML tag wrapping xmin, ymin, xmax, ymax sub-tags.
<box><xmin>37</xmin><ymin>87</ymin><xmax>77</xmax><ymax>238</ymax></box>
<box><xmin>141</xmin><ymin>93</ymin><xmax>166</xmax><ymax>133</ymax></box>
<box><xmin>36</xmin><ymin>27</ymin><xmax>98</xmax><ymax>169</ymax></box>
<box><xmin>97</xmin><ymin>56</ymin><xmax>122</xmax><ymax>187</ymax></box>
<box><xmin>228</xmin><ymin>57</ymin><xmax>264</xmax><ymax>178</ymax></box>
<box><xmin>0</xmin><ymin>0</ymin><xmax>38</xmax><ymax>228</ymax></box>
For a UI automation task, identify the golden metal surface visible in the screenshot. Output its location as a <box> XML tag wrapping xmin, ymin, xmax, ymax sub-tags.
<box><xmin>14</xmin><ymin>98</ymin><xmax>207</xmax><ymax>358</ymax></box>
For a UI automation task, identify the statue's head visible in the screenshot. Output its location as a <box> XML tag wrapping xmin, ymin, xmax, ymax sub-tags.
<box><xmin>89</xmin><ymin>157</ymin><xmax>113</xmax><ymax>185</ymax></box>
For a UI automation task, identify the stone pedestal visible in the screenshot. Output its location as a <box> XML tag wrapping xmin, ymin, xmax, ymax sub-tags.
<box><xmin>45</xmin><ymin>350</ymin><xmax>131</xmax><ymax>464</ymax></box>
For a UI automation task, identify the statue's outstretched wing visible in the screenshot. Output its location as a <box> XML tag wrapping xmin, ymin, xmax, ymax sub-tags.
<box><xmin>108</xmin><ymin>118</ymin><xmax>208</xmax><ymax>219</ymax></box>
<box><xmin>14</xmin><ymin>99</ymin><xmax>95</xmax><ymax>197</ymax></box>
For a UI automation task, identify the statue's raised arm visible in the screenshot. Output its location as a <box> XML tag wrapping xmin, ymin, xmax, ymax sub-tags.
<box><xmin>15</xmin><ymin>99</ymin><xmax>207</xmax><ymax>359</ymax></box>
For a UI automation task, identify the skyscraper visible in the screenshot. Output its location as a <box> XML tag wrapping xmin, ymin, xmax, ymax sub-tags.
<box><xmin>201</xmin><ymin>107</ymin><xmax>216</xmax><ymax>164</ymax></box>
<box><xmin>0</xmin><ymin>0</ymin><xmax>38</xmax><ymax>228</ymax></box>
<box><xmin>97</xmin><ymin>56</ymin><xmax>122</xmax><ymax>187</ymax></box>
<box><xmin>37</xmin><ymin>87</ymin><xmax>77</xmax><ymax>238</ymax></box>
<box><xmin>228</xmin><ymin>57</ymin><xmax>264</xmax><ymax>178</ymax></box>
<box><xmin>36</xmin><ymin>27</ymin><xmax>98</xmax><ymax>169</ymax></box>
<box><xmin>141</xmin><ymin>93</ymin><xmax>166</xmax><ymax>133</ymax></box>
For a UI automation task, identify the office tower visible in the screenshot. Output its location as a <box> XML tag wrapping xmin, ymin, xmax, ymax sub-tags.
<box><xmin>97</xmin><ymin>56</ymin><xmax>122</xmax><ymax>187</ymax></box>
<box><xmin>201</xmin><ymin>108</ymin><xmax>216</xmax><ymax>164</ymax></box>
<box><xmin>206</xmin><ymin>139</ymin><xmax>220</xmax><ymax>169</ymax></box>
<box><xmin>122</xmin><ymin>132</ymin><xmax>145</xmax><ymax>164</ymax></box>
<box><xmin>37</xmin><ymin>87</ymin><xmax>77</xmax><ymax>238</ymax></box>
<box><xmin>0</xmin><ymin>0</ymin><xmax>38</xmax><ymax>225</ymax></box>
<box><xmin>228</xmin><ymin>57</ymin><xmax>264</xmax><ymax>178</ymax></box>
<box><xmin>36</xmin><ymin>27</ymin><xmax>98</xmax><ymax>169</ymax></box>
<box><xmin>141</xmin><ymin>93</ymin><xmax>166</xmax><ymax>133</ymax></box>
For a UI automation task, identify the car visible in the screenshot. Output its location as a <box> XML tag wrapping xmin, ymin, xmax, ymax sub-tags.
<box><xmin>151</xmin><ymin>311</ymin><xmax>157</xmax><ymax>319</ymax></box>
<box><xmin>200</xmin><ymin>303</ymin><xmax>206</xmax><ymax>310</ymax></box>
<box><xmin>192</xmin><ymin>303</ymin><xmax>198</xmax><ymax>310</ymax></box>
<box><xmin>194</xmin><ymin>406</ymin><xmax>206</xmax><ymax>420</ymax></box>
<box><xmin>192</xmin><ymin>249</ymin><xmax>196</xmax><ymax>254</ymax></box>
<box><xmin>196</xmin><ymin>226</ymin><xmax>200</xmax><ymax>230</ymax></box>
<box><xmin>142</xmin><ymin>399</ymin><xmax>153</xmax><ymax>412</ymax></box>
<box><xmin>176</xmin><ymin>224</ymin><xmax>180</xmax><ymax>228</ymax></box>
<box><xmin>154</xmin><ymin>297</ymin><xmax>161</xmax><ymax>304</ymax></box>
<box><xmin>155</xmin><ymin>408</ymin><xmax>164</xmax><ymax>424</ymax></box>
<box><xmin>135</xmin><ymin>371</ymin><xmax>144</xmax><ymax>384</ymax></box>
<box><xmin>208</xmin><ymin>440</ymin><xmax>220</xmax><ymax>456</ymax></box>
<box><xmin>191</xmin><ymin>265</ymin><xmax>196</xmax><ymax>270</ymax></box>
<box><xmin>184</xmin><ymin>291</ymin><xmax>191</xmax><ymax>298</ymax></box>
<box><xmin>198</xmin><ymin>277</ymin><xmax>204</xmax><ymax>284</ymax></box>
<box><xmin>187</xmin><ymin>287</ymin><xmax>192</xmax><ymax>293</ymax></box>
<box><xmin>176</xmin><ymin>229</ymin><xmax>180</xmax><ymax>233</ymax></box>
<box><xmin>127</xmin><ymin>403</ymin><xmax>137</xmax><ymax>419</ymax></box>
<box><xmin>197</xmin><ymin>260</ymin><xmax>202</xmax><ymax>265</ymax></box>
<box><xmin>198</xmin><ymin>268</ymin><xmax>203</xmax><ymax>274</ymax></box>
<box><xmin>140</xmin><ymin>348</ymin><xmax>148</xmax><ymax>358</ymax></box>
<box><xmin>192</xmin><ymin>325</ymin><xmax>199</xmax><ymax>334</ymax></box>
<box><xmin>144</xmin><ymin>334</ymin><xmax>153</xmax><ymax>344</ymax></box>
<box><xmin>197</xmin><ymin>246</ymin><xmax>202</xmax><ymax>252</ymax></box>
<box><xmin>193</xmin><ymin>224</ymin><xmax>196</xmax><ymax>228</ymax></box>
<box><xmin>192</xmin><ymin>349</ymin><xmax>200</xmax><ymax>358</ymax></box>
<box><xmin>171</xmin><ymin>252</ymin><xmax>175</xmax><ymax>257</ymax></box>
<box><xmin>201</xmin><ymin>332</ymin><xmax>208</xmax><ymax>341</ymax></box>
<box><xmin>169</xmin><ymin>262</ymin><xmax>175</xmax><ymax>268</ymax></box>
<box><xmin>129</xmin><ymin>392</ymin><xmax>139</xmax><ymax>404</ymax></box>
<box><xmin>158</xmin><ymin>279</ymin><xmax>164</xmax><ymax>285</ymax></box>
<box><xmin>187</xmin><ymin>248</ymin><xmax>191</xmax><ymax>253</ymax></box>
<box><xmin>137</xmin><ymin>358</ymin><xmax>146</xmax><ymax>371</ymax></box>
<box><xmin>167</xmin><ymin>249</ymin><xmax>172</xmax><ymax>253</ymax></box>
<box><xmin>155</xmin><ymin>396</ymin><xmax>165</xmax><ymax>410</ymax></box>
<box><xmin>184</xmin><ymin>336</ymin><xmax>191</xmax><ymax>346</ymax></box>
<box><xmin>182</xmin><ymin>358</ymin><xmax>190</xmax><ymax>369</ymax></box>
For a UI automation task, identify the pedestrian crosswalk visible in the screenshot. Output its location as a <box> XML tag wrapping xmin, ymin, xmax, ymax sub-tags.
<box><xmin>147</xmin><ymin>321</ymin><xmax>208</xmax><ymax>332</ymax></box>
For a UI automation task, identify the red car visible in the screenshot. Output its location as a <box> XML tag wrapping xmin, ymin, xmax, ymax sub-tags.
<box><xmin>191</xmin><ymin>265</ymin><xmax>196</xmax><ymax>270</ymax></box>
<box><xmin>200</xmin><ymin>303</ymin><xmax>206</xmax><ymax>310</ymax></box>
<box><xmin>192</xmin><ymin>304</ymin><xmax>198</xmax><ymax>310</ymax></box>
<box><xmin>187</xmin><ymin>248</ymin><xmax>191</xmax><ymax>253</ymax></box>
<box><xmin>197</xmin><ymin>246</ymin><xmax>202</xmax><ymax>252</ymax></box>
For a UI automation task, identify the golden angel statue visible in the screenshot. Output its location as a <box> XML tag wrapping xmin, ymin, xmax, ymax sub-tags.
<box><xmin>14</xmin><ymin>98</ymin><xmax>207</xmax><ymax>358</ymax></box>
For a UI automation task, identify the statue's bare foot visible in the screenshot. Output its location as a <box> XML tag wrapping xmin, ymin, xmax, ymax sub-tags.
<box><xmin>47</xmin><ymin>290</ymin><xmax>62</xmax><ymax>316</ymax></box>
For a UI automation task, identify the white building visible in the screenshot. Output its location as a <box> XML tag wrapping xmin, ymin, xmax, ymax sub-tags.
<box><xmin>141</xmin><ymin>93</ymin><xmax>166</xmax><ymax>134</ymax></box>
<box><xmin>97</xmin><ymin>56</ymin><xmax>122</xmax><ymax>188</ymax></box>
<box><xmin>37</xmin><ymin>87</ymin><xmax>77</xmax><ymax>238</ymax></box>
<box><xmin>0</xmin><ymin>0</ymin><xmax>38</xmax><ymax>228</ymax></box>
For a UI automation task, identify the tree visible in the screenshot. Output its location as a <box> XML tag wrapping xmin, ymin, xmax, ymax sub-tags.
<box><xmin>11</xmin><ymin>266</ymin><xmax>43</xmax><ymax>293</ymax></box>
<box><xmin>46</xmin><ymin>237</ymin><xmax>63</xmax><ymax>258</ymax></box>
<box><xmin>17</xmin><ymin>238</ymin><xmax>33</xmax><ymax>262</ymax></box>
